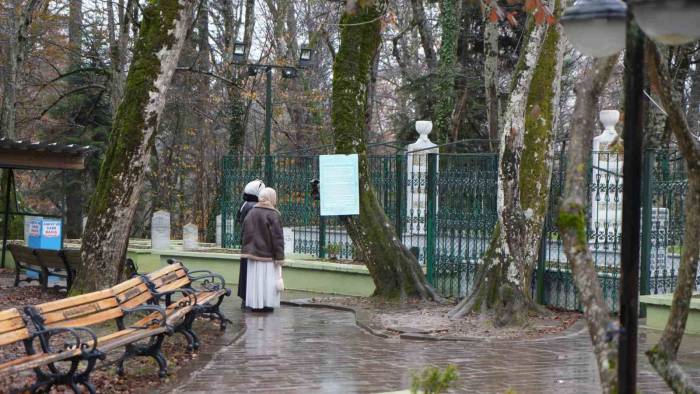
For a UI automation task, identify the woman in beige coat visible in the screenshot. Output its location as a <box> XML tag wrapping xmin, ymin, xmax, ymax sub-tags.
<box><xmin>241</xmin><ymin>187</ymin><xmax>284</xmax><ymax>311</ymax></box>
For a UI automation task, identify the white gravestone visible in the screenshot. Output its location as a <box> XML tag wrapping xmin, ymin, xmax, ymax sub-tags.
<box><xmin>82</xmin><ymin>217</ymin><xmax>87</xmax><ymax>233</ymax></box>
<box><xmin>216</xmin><ymin>214</ymin><xmax>222</xmax><ymax>247</ymax></box>
<box><xmin>183</xmin><ymin>223</ymin><xmax>199</xmax><ymax>250</ymax></box>
<box><xmin>151</xmin><ymin>210</ymin><xmax>171</xmax><ymax>250</ymax></box>
<box><xmin>591</xmin><ymin>110</ymin><xmax>623</xmax><ymax>248</ymax></box>
<box><xmin>283</xmin><ymin>227</ymin><xmax>294</xmax><ymax>255</ymax></box>
<box><xmin>405</xmin><ymin>120</ymin><xmax>439</xmax><ymax>234</ymax></box>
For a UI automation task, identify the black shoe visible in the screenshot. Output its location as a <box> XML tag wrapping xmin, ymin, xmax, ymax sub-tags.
<box><xmin>262</xmin><ymin>307</ymin><xmax>274</xmax><ymax>313</ymax></box>
<box><xmin>240</xmin><ymin>300</ymin><xmax>247</xmax><ymax>310</ymax></box>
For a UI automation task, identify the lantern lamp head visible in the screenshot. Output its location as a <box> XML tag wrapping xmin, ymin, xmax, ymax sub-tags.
<box><xmin>299</xmin><ymin>46</ymin><xmax>313</xmax><ymax>68</ymax></box>
<box><xmin>233</xmin><ymin>42</ymin><xmax>247</xmax><ymax>63</ymax></box>
<box><xmin>631</xmin><ymin>0</ymin><xmax>700</xmax><ymax>45</ymax></box>
<box><xmin>561</xmin><ymin>0</ymin><xmax>628</xmax><ymax>58</ymax></box>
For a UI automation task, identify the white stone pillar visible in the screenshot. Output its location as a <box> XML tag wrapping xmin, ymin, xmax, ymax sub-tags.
<box><xmin>591</xmin><ymin>110</ymin><xmax>623</xmax><ymax>250</ymax></box>
<box><xmin>405</xmin><ymin>120</ymin><xmax>438</xmax><ymax>235</ymax></box>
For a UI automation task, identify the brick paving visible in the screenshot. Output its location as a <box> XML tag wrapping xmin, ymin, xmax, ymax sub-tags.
<box><xmin>167</xmin><ymin>297</ymin><xmax>700</xmax><ymax>394</ymax></box>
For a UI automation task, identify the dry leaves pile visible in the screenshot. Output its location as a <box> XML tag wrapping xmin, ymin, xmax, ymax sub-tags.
<box><xmin>308</xmin><ymin>295</ymin><xmax>581</xmax><ymax>340</ymax></box>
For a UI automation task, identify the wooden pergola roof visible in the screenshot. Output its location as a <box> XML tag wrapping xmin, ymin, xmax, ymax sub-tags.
<box><xmin>0</xmin><ymin>137</ymin><xmax>92</xmax><ymax>170</ymax></box>
<box><xmin>1</xmin><ymin>137</ymin><xmax>94</xmax><ymax>269</ymax></box>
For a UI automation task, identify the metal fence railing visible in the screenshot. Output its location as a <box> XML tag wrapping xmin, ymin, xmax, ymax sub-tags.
<box><xmin>221</xmin><ymin>148</ymin><xmax>688</xmax><ymax>312</ymax></box>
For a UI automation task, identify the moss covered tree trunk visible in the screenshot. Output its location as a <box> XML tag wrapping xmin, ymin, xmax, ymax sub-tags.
<box><xmin>556</xmin><ymin>56</ymin><xmax>619</xmax><ymax>394</ymax></box>
<box><xmin>72</xmin><ymin>0</ymin><xmax>197</xmax><ymax>294</ymax></box>
<box><xmin>433</xmin><ymin>0</ymin><xmax>458</xmax><ymax>144</ymax></box>
<box><xmin>332</xmin><ymin>0</ymin><xmax>438</xmax><ymax>300</ymax></box>
<box><xmin>448</xmin><ymin>2</ymin><xmax>563</xmax><ymax>325</ymax></box>
<box><xmin>646</xmin><ymin>41</ymin><xmax>700</xmax><ymax>394</ymax></box>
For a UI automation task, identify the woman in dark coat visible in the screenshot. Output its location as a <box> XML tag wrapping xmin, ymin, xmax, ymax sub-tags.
<box><xmin>236</xmin><ymin>179</ymin><xmax>265</xmax><ymax>309</ymax></box>
<box><xmin>241</xmin><ymin>187</ymin><xmax>284</xmax><ymax>311</ymax></box>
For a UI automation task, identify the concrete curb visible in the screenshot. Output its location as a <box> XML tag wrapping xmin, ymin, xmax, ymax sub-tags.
<box><xmin>281</xmin><ymin>300</ymin><xmax>389</xmax><ymax>338</ymax></box>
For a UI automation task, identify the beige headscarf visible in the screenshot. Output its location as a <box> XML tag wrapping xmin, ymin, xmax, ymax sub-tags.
<box><xmin>257</xmin><ymin>187</ymin><xmax>278</xmax><ymax>211</ymax></box>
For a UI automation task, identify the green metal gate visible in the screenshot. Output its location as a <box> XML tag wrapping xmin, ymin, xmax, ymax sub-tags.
<box><xmin>221</xmin><ymin>148</ymin><xmax>689</xmax><ymax>311</ymax></box>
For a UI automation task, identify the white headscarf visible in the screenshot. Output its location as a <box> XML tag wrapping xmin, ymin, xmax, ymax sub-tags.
<box><xmin>258</xmin><ymin>187</ymin><xmax>277</xmax><ymax>207</ymax></box>
<box><xmin>243</xmin><ymin>179</ymin><xmax>265</xmax><ymax>197</ymax></box>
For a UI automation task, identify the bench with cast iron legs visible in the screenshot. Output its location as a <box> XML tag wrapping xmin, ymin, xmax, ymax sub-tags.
<box><xmin>144</xmin><ymin>260</ymin><xmax>231</xmax><ymax>351</ymax></box>
<box><xmin>23</xmin><ymin>281</ymin><xmax>185</xmax><ymax>385</ymax></box>
<box><xmin>0</xmin><ymin>307</ymin><xmax>102</xmax><ymax>393</ymax></box>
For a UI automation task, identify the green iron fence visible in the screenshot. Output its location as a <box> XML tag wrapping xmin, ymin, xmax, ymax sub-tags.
<box><xmin>221</xmin><ymin>147</ymin><xmax>688</xmax><ymax>312</ymax></box>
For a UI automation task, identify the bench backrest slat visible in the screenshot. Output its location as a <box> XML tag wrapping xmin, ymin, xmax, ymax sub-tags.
<box><xmin>112</xmin><ymin>277</ymin><xmax>153</xmax><ymax>309</ymax></box>
<box><xmin>62</xmin><ymin>249</ymin><xmax>81</xmax><ymax>266</ymax></box>
<box><xmin>8</xmin><ymin>244</ymin><xmax>40</xmax><ymax>266</ymax></box>
<box><xmin>32</xmin><ymin>290</ymin><xmax>123</xmax><ymax>329</ymax></box>
<box><xmin>34</xmin><ymin>250</ymin><xmax>67</xmax><ymax>270</ymax></box>
<box><xmin>146</xmin><ymin>263</ymin><xmax>190</xmax><ymax>292</ymax></box>
<box><xmin>0</xmin><ymin>309</ymin><xmax>30</xmax><ymax>346</ymax></box>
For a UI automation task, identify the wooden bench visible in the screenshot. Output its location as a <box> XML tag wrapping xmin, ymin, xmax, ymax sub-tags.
<box><xmin>8</xmin><ymin>245</ymin><xmax>75</xmax><ymax>290</ymax></box>
<box><xmin>144</xmin><ymin>260</ymin><xmax>231</xmax><ymax>351</ymax></box>
<box><xmin>7</xmin><ymin>244</ymin><xmax>43</xmax><ymax>287</ymax></box>
<box><xmin>0</xmin><ymin>307</ymin><xmax>101</xmax><ymax>393</ymax></box>
<box><xmin>23</xmin><ymin>278</ymin><xmax>192</xmax><ymax>383</ymax></box>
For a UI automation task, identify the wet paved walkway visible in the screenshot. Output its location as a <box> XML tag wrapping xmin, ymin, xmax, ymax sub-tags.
<box><xmin>169</xmin><ymin>299</ymin><xmax>700</xmax><ymax>394</ymax></box>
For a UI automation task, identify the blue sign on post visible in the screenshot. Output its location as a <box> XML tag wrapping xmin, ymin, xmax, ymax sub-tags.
<box><xmin>27</xmin><ymin>217</ymin><xmax>63</xmax><ymax>250</ymax></box>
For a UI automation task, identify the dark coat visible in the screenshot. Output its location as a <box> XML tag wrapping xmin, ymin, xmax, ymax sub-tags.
<box><xmin>241</xmin><ymin>204</ymin><xmax>285</xmax><ymax>262</ymax></box>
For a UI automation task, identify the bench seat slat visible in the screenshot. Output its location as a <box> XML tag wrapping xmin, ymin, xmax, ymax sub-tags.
<box><xmin>194</xmin><ymin>290</ymin><xmax>227</xmax><ymax>305</ymax></box>
<box><xmin>0</xmin><ymin>347</ymin><xmax>86</xmax><ymax>378</ymax></box>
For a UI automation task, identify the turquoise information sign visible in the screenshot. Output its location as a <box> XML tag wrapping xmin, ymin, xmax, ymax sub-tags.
<box><xmin>319</xmin><ymin>154</ymin><xmax>360</xmax><ymax>216</ymax></box>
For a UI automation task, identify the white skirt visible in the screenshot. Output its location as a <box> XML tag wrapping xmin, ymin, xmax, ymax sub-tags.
<box><xmin>245</xmin><ymin>259</ymin><xmax>281</xmax><ymax>309</ymax></box>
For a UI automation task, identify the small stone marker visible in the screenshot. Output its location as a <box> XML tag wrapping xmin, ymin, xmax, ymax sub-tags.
<box><xmin>183</xmin><ymin>223</ymin><xmax>198</xmax><ymax>250</ymax></box>
<box><xmin>82</xmin><ymin>217</ymin><xmax>88</xmax><ymax>232</ymax></box>
<box><xmin>151</xmin><ymin>210</ymin><xmax>171</xmax><ymax>250</ymax></box>
<box><xmin>283</xmin><ymin>227</ymin><xmax>294</xmax><ymax>255</ymax></box>
<box><xmin>216</xmin><ymin>214</ymin><xmax>222</xmax><ymax>246</ymax></box>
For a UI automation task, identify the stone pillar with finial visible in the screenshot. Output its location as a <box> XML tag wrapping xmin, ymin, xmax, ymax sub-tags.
<box><xmin>405</xmin><ymin>121</ymin><xmax>438</xmax><ymax>236</ymax></box>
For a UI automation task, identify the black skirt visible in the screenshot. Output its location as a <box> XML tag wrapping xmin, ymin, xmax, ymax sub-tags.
<box><xmin>237</xmin><ymin>258</ymin><xmax>248</xmax><ymax>299</ymax></box>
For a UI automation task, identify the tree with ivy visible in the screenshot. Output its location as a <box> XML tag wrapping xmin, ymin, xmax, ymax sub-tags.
<box><xmin>72</xmin><ymin>0</ymin><xmax>198</xmax><ymax>293</ymax></box>
<box><xmin>331</xmin><ymin>0</ymin><xmax>439</xmax><ymax>300</ymax></box>
<box><xmin>433</xmin><ymin>0</ymin><xmax>458</xmax><ymax>144</ymax></box>
<box><xmin>448</xmin><ymin>0</ymin><xmax>564</xmax><ymax>325</ymax></box>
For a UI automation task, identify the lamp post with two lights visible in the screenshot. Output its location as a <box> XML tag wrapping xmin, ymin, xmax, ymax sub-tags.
<box><xmin>232</xmin><ymin>43</ymin><xmax>313</xmax><ymax>156</ymax></box>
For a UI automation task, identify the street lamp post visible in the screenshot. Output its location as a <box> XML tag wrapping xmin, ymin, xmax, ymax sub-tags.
<box><xmin>232</xmin><ymin>43</ymin><xmax>313</xmax><ymax>157</ymax></box>
<box><xmin>561</xmin><ymin>0</ymin><xmax>700</xmax><ymax>392</ymax></box>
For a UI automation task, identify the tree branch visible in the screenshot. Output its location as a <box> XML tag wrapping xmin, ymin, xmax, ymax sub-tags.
<box><xmin>645</xmin><ymin>39</ymin><xmax>700</xmax><ymax>394</ymax></box>
<box><xmin>175</xmin><ymin>66</ymin><xmax>239</xmax><ymax>86</ymax></box>
<box><xmin>557</xmin><ymin>55</ymin><xmax>619</xmax><ymax>394</ymax></box>
<box><xmin>39</xmin><ymin>84</ymin><xmax>107</xmax><ymax>118</ymax></box>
